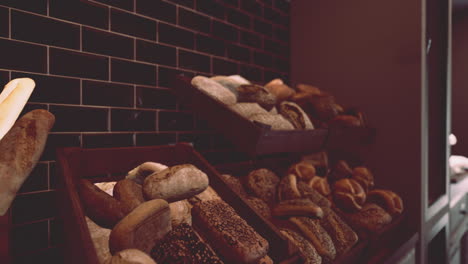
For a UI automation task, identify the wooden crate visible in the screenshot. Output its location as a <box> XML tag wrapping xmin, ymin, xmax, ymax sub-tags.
<box><xmin>55</xmin><ymin>143</ymin><xmax>297</xmax><ymax>264</ymax></box>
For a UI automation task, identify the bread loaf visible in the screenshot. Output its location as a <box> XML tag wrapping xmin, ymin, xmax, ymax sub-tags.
<box><xmin>351</xmin><ymin>167</ymin><xmax>375</xmax><ymax>192</ymax></box>
<box><xmin>272</xmin><ymin>199</ymin><xmax>323</xmax><ymax>218</ymax></box>
<box><xmin>192</xmin><ymin>76</ymin><xmax>237</xmax><ymax>105</ymax></box>
<box><xmin>339</xmin><ymin>203</ymin><xmax>392</xmax><ymax>234</ymax></box>
<box><xmin>220</xmin><ymin>174</ymin><xmax>248</xmax><ymax>197</ymax></box>
<box><xmin>169</xmin><ymin>199</ymin><xmax>192</xmax><ymax>227</ymax></box>
<box><xmin>188</xmin><ymin>186</ymin><xmax>221</xmax><ymax>205</ymax></box>
<box><xmin>86</xmin><ymin>217</ymin><xmax>112</xmax><ymax>264</ymax></box>
<box><xmin>277</xmin><ymin>174</ymin><xmax>301</xmax><ymax>201</ymax></box>
<box><xmin>109</xmin><ymin>199</ymin><xmax>171</xmax><ymax>254</ymax></box>
<box><xmin>307</xmin><ymin>176</ymin><xmax>331</xmax><ymax>197</ymax></box>
<box><xmin>79</xmin><ymin>179</ymin><xmax>125</xmax><ymax>229</ymax></box>
<box><xmin>319</xmin><ymin>207</ymin><xmax>358</xmax><ymax>256</ymax></box>
<box><xmin>126</xmin><ymin>162</ymin><xmax>168</xmax><ymax>185</ymax></box>
<box><xmin>245</xmin><ymin>196</ymin><xmax>271</xmax><ymax>219</ymax></box>
<box><xmin>0</xmin><ymin>78</ymin><xmax>36</xmax><ymax>141</ymax></box>
<box><xmin>297</xmin><ymin>181</ymin><xmax>331</xmax><ymax>208</ymax></box>
<box><xmin>367</xmin><ymin>189</ymin><xmax>404</xmax><ymax>216</ymax></box>
<box><xmin>280</xmin><ymin>228</ymin><xmax>322</xmax><ymax>264</ymax></box>
<box><xmin>105</xmin><ymin>249</ymin><xmax>156</xmax><ymax>264</ymax></box>
<box><xmin>249</xmin><ymin>114</ymin><xmax>295</xmax><ymax>130</ymax></box>
<box><xmin>229</xmin><ymin>102</ymin><xmax>269</xmax><ymax>119</ymax></box>
<box><xmin>113</xmin><ymin>179</ymin><xmax>145</xmax><ymax>215</ymax></box>
<box><xmin>237</xmin><ymin>84</ymin><xmax>277</xmax><ymax>111</ymax></box>
<box><xmin>333</xmin><ymin>179</ymin><xmax>366</xmax><ymax>212</ymax></box>
<box><xmin>290</xmin><ymin>217</ymin><xmax>336</xmax><ymax>261</ymax></box>
<box><xmin>278</xmin><ymin>102</ymin><xmax>314</xmax><ymax>130</ymax></box>
<box><xmin>192</xmin><ymin>199</ymin><xmax>269</xmax><ymax>263</ymax></box>
<box><xmin>0</xmin><ymin>109</ymin><xmax>55</xmax><ymax>215</ymax></box>
<box><xmin>151</xmin><ymin>223</ymin><xmax>224</xmax><ymax>264</ymax></box>
<box><xmin>243</xmin><ymin>168</ymin><xmax>280</xmax><ymax>204</ymax></box>
<box><xmin>288</xmin><ymin>162</ymin><xmax>316</xmax><ymax>181</ymax></box>
<box><xmin>143</xmin><ymin>164</ymin><xmax>209</xmax><ymax>202</ymax></box>
<box><xmin>211</xmin><ymin>75</ymin><xmax>250</xmax><ymax>96</ymax></box>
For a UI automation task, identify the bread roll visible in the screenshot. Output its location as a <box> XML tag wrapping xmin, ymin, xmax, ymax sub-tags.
<box><xmin>328</xmin><ymin>160</ymin><xmax>353</xmax><ymax>182</ymax></box>
<box><xmin>249</xmin><ymin>113</ymin><xmax>295</xmax><ymax>130</ymax></box>
<box><xmin>280</xmin><ymin>228</ymin><xmax>322</xmax><ymax>264</ymax></box>
<box><xmin>288</xmin><ymin>162</ymin><xmax>316</xmax><ymax>181</ymax></box>
<box><xmin>278</xmin><ymin>102</ymin><xmax>314</xmax><ymax>130</ymax></box>
<box><xmin>143</xmin><ymin>164</ymin><xmax>209</xmax><ymax>202</ymax></box>
<box><xmin>272</xmin><ymin>199</ymin><xmax>323</xmax><ymax>218</ymax></box>
<box><xmin>169</xmin><ymin>199</ymin><xmax>192</xmax><ymax>227</ymax></box>
<box><xmin>126</xmin><ymin>162</ymin><xmax>168</xmax><ymax>185</ymax></box>
<box><xmin>310</xmin><ymin>93</ymin><xmax>339</xmax><ymax>121</ymax></box>
<box><xmin>109</xmin><ymin>199</ymin><xmax>171</xmax><ymax>254</ymax></box>
<box><xmin>264</xmin><ymin>82</ymin><xmax>295</xmax><ymax>102</ymax></box>
<box><xmin>340</xmin><ymin>203</ymin><xmax>392</xmax><ymax>234</ymax></box>
<box><xmin>0</xmin><ymin>78</ymin><xmax>35</xmax><ymax>141</ymax></box>
<box><xmin>333</xmin><ymin>179</ymin><xmax>366</xmax><ymax>212</ymax></box>
<box><xmin>192</xmin><ymin>199</ymin><xmax>269</xmax><ymax>263</ymax></box>
<box><xmin>319</xmin><ymin>207</ymin><xmax>358</xmax><ymax>256</ymax></box>
<box><xmin>290</xmin><ymin>217</ymin><xmax>336</xmax><ymax>261</ymax></box>
<box><xmin>237</xmin><ymin>84</ymin><xmax>277</xmax><ymax>111</ymax></box>
<box><xmin>192</xmin><ymin>76</ymin><xmax>237</xmax><ymax>105</ymax></box>
<box><xmin>229</xmin><ymin>102</ymin><xmax>269</xmax><ymax>119</ymax></box>
<box><xmin>351</xmin><ymin>167</ymin><xmax>375</xmax><ymax>192</ymax></box>
<box><xmin>86</xmin><ymin>217</ymin><xmax>112</xmax><ymax>264</ymax></box>
<box><xmin>95</xmin><ymin>181</ymin><xmax>117</xmax><ymax>196</ymax></box>
<box><xmin>277</xmin><ymin>174</ymin><xmax>301</xmax><ymax>201</ymax></box>
<box><xmin>367</xmin><ymin>189</ymin><xmax>404</xmax><ymax>216</ymax></box>
<box><xmin>0</xmin><ymin>109</ymin><xmax>55</xmax><ymax>215</ymax></box>
<box><xmin>307</xmin><ymin>176</ymin><xmax>331</xmax><ymax>197</ymax></box>
<box><xmin>79</xmin><ymin>179</ymin><xmax>125</xmax><ymax>229</ymax></box>
<box><xmin>113</xmin><ymin>179</ymin><xmax>145</xmax><ymax>215</ymax></box>
<box><xmin>106</xmin><ymin>249</ymin><xmax>156</xmax><ymax>264</ymax></box>
<box><xmin>243</xmin><ymin>168</ymin><xmax>280</xmax><ymax>204</ymax></box>
<box><xmin>150</xmin><ymin>223</ymin><xmax>223</xmax><ymax>264</ymax></box>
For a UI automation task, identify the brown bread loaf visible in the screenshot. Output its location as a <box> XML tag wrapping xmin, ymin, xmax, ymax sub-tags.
<box><xmin>126</xmin><ymin>162</ymin><xmax>168</xmax><ymax>185</ymax></box>
<box><xmin>237</xmin><ymin>84</ymin><xmax>277</xmax><ymax>111</ymax></box>
<box><xmin>169</xmin><ymin>199</ymin><xmax>192</xmax><ymax>227</ymax></box>
<box><xmin>192</xmin><ymin>199</ymin><xmax>269</xmax><ymax>263</ymax></box>
<box><xmin>243</xmin><ymin>168</ymin><xmax>280</xmax><ymax>204</ymax></box>
<box><xmin>113</xmin><ymin>179</ymin><xmax>145</xmax><ymax>215</ymax></box>
<box><xmin>277</xmin><ymin>174</ymin><xmax>301</xmax><ymax>201</ymax></box>
<box><xmin>333</xmin><ymin>179</ymin><xmax>366</xmax><ymax>212</ymax></box>
<box><xmin>245</xmin><ymin>196</ymin><xmax>271</xmax><ymax>219</ymax></box>
<box><xmin>297</xmin><ymin>181</ymin><xmax>331</xmax><ymax>208</ymax></box>
<box><xmin>307</xmin><ymin>176</ymin><xmax>331</xmax><ymax>197</ymax></box>
<box><xmin>0</xmin><ymin>109</ymin><xmax>55</xmax><ymax>215</ymax></box>
<box><xmin>339</xmin><ymin>203</ymin><xmax>392</xmax><ymax>234</ymax></box>
<box><xmin>109</xmin><ymin>199</ymin><xmax>171</xmax><ymax>254</ymax></box>
<box><xmin>367</xmin><ymin>189</ymin><xmax>404</xmax><ymax>216</ymax></box>
<box><xmin>272</xmin><ymin>199</ymin><xmax>323</xmax><ymax>218</ymax></box>
<box><xmin>319</xmin><ymin>207</ymin><xmax>358</xmax><ymax>256</ymax></box>
<box><xmin>105</xmin><ymin>249</ymin><xmax>156</xmax><ymax>264</ymax></box>
<box><xmin>351</xmin><ymin>167</ymin><xmax>375</xmax><ymax>192</ymax></box>
<box><xmin>143</xmin><ymin>164</ymin><xmax>209</xmax><ymax>202</ymax></box>
<box><xmin>288</xmin><ymin>161</ymin><xmax>316</xmax><ymax>181</ymax></box>
<box><xmin>78</xmin><ymin>179</ymin><xmax>125</xmax><ymax>229</ymax></box>
<box><xmin>280</xmin><ymin>228</ymin><xmax>322</xmax><ymax>264</ymax></box>
<box><xmin>278</xmin><ymin>101</ymin><xmax>314</xmax><ymax>130</ymax></box>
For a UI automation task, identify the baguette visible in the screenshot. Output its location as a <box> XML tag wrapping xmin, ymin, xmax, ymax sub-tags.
<box><xmin>0</xmin><ymin>78</ymin><xmax>35</xmax><ymax>141</ymax></box>
<box><xmin>0</xmin><ymin>109</ymin><xmax>55</xmax><ymax>215</ymax></box>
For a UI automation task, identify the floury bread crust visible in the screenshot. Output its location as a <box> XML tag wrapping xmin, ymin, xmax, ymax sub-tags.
<box><xmin>192</xmin><ymin>76</ymin><xmax>237</xmax><ymax>105</ymax></box>
<box><xmin>0</xmin><ymin>109</ymin><xmax>55</xmax><ymax>215</ymax></box>
<box><xmin>192</xmin><ymin>199</ymin><xmax>269</xmax><ymax>263</ymax></box>
<box><xmin>126</xmin><ymin>162</ymin><xmax>168</xmax><ymax>185</ymax></box>
<box><xmin>229</xmin><ymin>102</ymin><xmax>269</xmax><ymax>119</ymax></box>
<box><xmin>143</xmin><ymin>164</ymin><xmax>209</xmax><ymax>202</ymax></box>
<box><xmin>249</xmin><ymin>113</ymin><xmax>295</xmax><ymax>130</ymax></box>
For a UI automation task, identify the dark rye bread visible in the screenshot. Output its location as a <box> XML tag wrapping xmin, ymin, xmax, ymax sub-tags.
<box><xmin>113</xmin><ymin>179</ymin><xmax>145</xmax><ymax>215</ymax></box>
<box><xmin>151</xmin><ymin>223</ymin><xmax>224</xmax><ymax>264</ymax></box>
<box><xmin>319</xmin><ymin>207</ymin><xmax>358</xmax><ymax>256</ymax></box>
<box><xmin>280</xmin><ymin>229</ymin><xmax>322</xmax><ymax>264</ymax></box>
<box><xmin>192</xmin><ymin>200</ymin><xmax>269</xmax><ymax>263</ymax></box>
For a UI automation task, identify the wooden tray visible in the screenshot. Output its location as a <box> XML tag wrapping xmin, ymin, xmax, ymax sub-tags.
<box><xmin>172</xmin><ymin>75</ymin><xmax>329</xmax><ymax>156</ymax></box>
<box><xmin>215</xmin><ymin>159</ymin><xmax>410</xmax><ymax>264</ymax></box>
<box><xmin>55</xmin><ymin>143</ymin><xmax>297</xmax><ymax>264</ymax></box>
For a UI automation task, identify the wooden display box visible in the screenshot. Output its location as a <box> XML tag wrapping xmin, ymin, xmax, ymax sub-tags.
<box><xmin>172</xmin><ymin>75</ymin><xmax>375</xmax><ymax>157</ymax></box>
<box><xmin>55</xmin><ymin>143</ymin><xmax>298</xmax><ymax>264</ymax></box>
<box><xmin>215</xmin><ymin>157</ymin><xmax>411</xmax><ymax>263</ymax></box>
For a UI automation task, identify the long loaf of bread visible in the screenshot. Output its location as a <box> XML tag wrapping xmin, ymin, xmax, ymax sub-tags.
<box><xmin>0</xmin><ymin>109</ymin><xmax>55</xmax><ymax>215</ymax></box>
<box><xmin>192</xmin><ymin>199</ymin><xmax>269</xmax><ymax>263</ymax></box>
<box><xmin>0</xmin><ymin>78</ymin><xmax>36</xmax><ymax>141</ymax></box>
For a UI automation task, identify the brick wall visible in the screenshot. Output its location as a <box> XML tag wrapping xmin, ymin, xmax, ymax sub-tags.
<box><xmin>0</xmin><ymin>0</ymin><xmax>289</xmax><ymax>262</ymax></box>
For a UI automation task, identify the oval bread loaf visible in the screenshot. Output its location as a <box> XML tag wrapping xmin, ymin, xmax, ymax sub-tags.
<box><xmin>105</xmin><ymin>249</ymin><xmax>156</xmax><ymax>264</ymax></box>
<box><xmin>143</xmin><ymin>164</ymin><xmax>209</xmax><ymax>202</ymax></box>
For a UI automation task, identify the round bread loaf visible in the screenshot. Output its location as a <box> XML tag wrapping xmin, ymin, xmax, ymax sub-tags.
<box><xmin>243</xmin><ymin>168</ymin><xmax>280</xmax><ymax>204</ymax></box>
<box><xmin>126</xmin><ymin>162</ymin><xmax>168</xmax><ymax>185</ymax></box>
<box><xmin>143</xmin><ymin>164</ymin><xmax>209</xmax><ymax>202</ymax></box>
<box><xmin>105</xmin><ymin>249</ymin><xmax>156</xmax><ymax>264</ymax></box>
<box><xmin>169</xmin><ymin>199</ymin><xmax>192</xmax><ymax>227</ymax></box>
<box><xmin>249</xmin><ymin>113</ymin><xmax>295</xmax><ymax>130</ymax></box>
<box><xmin>192</xmin><ymin>76</ymin><xmax>237</xmax><ymax>105</ymax></box>
<box><xmin>109</xmin><ymin>199</ymin><xmax>171</xmax><ymax>254</ymax></box>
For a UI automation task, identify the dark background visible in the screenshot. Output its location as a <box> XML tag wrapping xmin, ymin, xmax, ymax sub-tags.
<box><xmin>0</xmin><ymin>0</ymin><xmax>290</xmax><ymax>262</ymax></box>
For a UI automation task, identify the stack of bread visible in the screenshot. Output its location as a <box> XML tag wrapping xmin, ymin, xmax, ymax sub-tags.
<box><xmin>220</xmin><ymin>152</ymin><xmax>404</xmax><ymax>263</ymax></box>
<box><xmin>191</xmin><ymin>75</ymin><xmax>314</xmax><ymax>130</ymax></box>
<box><xmin>191</xmin><ymin>75</ymin><xmax>366</xmax><ymax>131</ymax></box>
<box><xmin>79</xmin><ymin>162</ymin><xmax>270</xmax><ymax>264</ymax></box>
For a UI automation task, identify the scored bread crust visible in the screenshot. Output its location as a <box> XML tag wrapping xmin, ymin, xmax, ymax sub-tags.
<box><xmin>279</xmin><ymin>101</ymin><xmax>314</xmax><ymax>130</ymax></box>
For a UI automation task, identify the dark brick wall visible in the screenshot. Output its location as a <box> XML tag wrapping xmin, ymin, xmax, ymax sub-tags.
<box><xmin>0</xmin><ymin>0</ymin><xmax>289</xmax><ymax>262</ymax></box>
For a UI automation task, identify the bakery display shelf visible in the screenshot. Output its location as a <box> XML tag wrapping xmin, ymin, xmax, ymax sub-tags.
<box><xmin>215</xmin><ymin>159</ymin><xmax>408</xmax><ymax>264</ymax></box>
<box><xmin>172</xmin><ymin>75</ymin><xmax>329</xmax><ymax>156</ymax></box>
<box><xmin>55</xmin><ymin>143</ymin><xmax>295</xmax><ymax>264</ymax></box>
